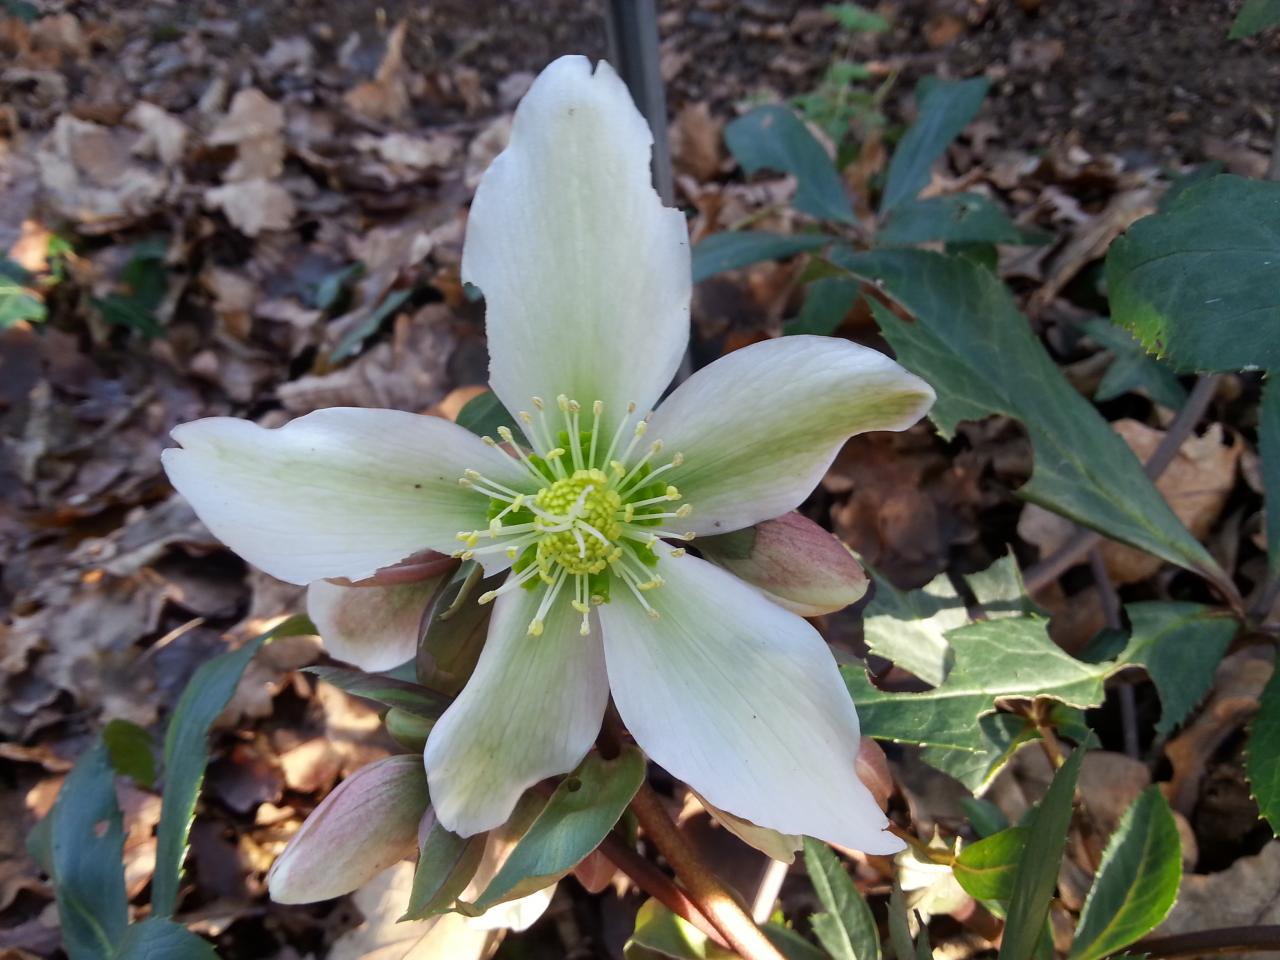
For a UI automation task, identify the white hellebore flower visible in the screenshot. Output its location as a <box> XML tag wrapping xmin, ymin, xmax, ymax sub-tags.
<box><xmin>163</xmin><ymin>55</ymin><xmax>934</xmax><ymax>854</ymax></box>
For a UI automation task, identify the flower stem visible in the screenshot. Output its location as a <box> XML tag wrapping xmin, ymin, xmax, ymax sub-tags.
<box><xmin>595</xmin><ymin>832</ymin><xmax>731</xmax><ymax>950</ymax></box>
<box><xmin>629</xmin><ymin>782</ymin><xmax>787</xmax><ymax>960</ymax></box>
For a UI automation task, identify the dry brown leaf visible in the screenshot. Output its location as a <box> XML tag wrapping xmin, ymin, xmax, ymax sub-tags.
<box><xmin>208</xmin><ymin>88</ymin><xmax>286</xmax><ymax>181</ymax></box>
<box><xmin>36</xmin><ymin>114</ymin><xmax>167</xmax><ymax>232</ymax></box>
<box><xmin>126</xmin><ymin>102</ymin><xmax>188</xmax><ymax>167</ymax></box>
<box><xmin>1155</xmin><ymin>840</ymin><xmax>1280</xmax><ymax>955</ymax></box>
<box><xmin>670</xmin><ymin>101</ymin><xmax>723</xmax><ymax>181</ymax></box>
<box><xmin>344</xmin><ymin>21</ymin><xmax>412</xmax><ymax>124</ymax></box>
<box><xmin>1165</xmin><ymin>650</ymin><xmax>1273</xmax><ymax>817</ymax></box>
<box><xmin>204</xmin><ymin>179</ymin><xmax>295</xmax><ymax>236</ymax></box>
<box><xmin>1019</xmin><ymin>420</ymin><xmax>1241</xmax><ymax>585</ymax></box>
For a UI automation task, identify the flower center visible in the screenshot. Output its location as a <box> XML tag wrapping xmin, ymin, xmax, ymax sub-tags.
<box><xmin>453</xmin><ymin>395</ymin><xmax>693</xmax><ymax>638</ymax></box>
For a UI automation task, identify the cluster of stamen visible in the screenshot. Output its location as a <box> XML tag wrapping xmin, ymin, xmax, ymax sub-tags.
<box><xmin>455</xmin><ymin>395</ymin><xmax>692</xmax><ymax>638</ymax></box>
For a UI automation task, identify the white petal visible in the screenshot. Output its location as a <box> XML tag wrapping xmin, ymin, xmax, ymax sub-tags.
<box><xmin>423</xmin><ymin>577</ymin><xmax>609</xmax><ymax>837</ymax></box>
<box><xmin>307</xmin><ymin>578</ymin><xmax>440</xmax><ymax>672</ymax></box>
<box><xmin>599</xmin><ymin>544</ymin><xmax>903</xmax><ymax>854</ymax></box>
<box><xmin>648</xmin><ymin>336</ymin><xmax>934</xmax><ymax>535</ymax></box>
<box><xmin>462</xmin><ymin>56</ymin><xmax>690</xmax><ymax>432</ymax></box>
<box><xmin>162</xmin><ymin>408</ymin><xmax>532</xmax><ymax>585</ymax></box>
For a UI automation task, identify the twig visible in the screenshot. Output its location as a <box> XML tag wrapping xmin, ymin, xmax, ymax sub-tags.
<box><xmin>630</xmin><ymin>782</ymin><xmax>787</xmax><ymax>960</ymax></box>
<box><xmin>1089</xmin><ymin>549</ymin><xmax>1140</xmax><ymax>758</ymax></box>
<box><xmin>1023</xmin><ymin>374</ymin><xmax>1231</xmax><ymax>601</ymax></box>
<box><xmin>595</xmin><ymin>832</ymin><xmax>732</xmax><ymax>951</ymax></box>
<box><xmin>1130</xmin><ymin>924</ymin><xmax>1280</xmax><ymax>957</ymax></box>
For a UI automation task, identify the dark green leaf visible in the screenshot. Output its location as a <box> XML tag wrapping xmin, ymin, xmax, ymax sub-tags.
<box><xmin>102</xmin><ymin>718</ymin><xmax>156</xmax><ymax>789</ymax></box>
<box><xmin>417</xmin><ymin>563</ymin><xmax>494</xmax><ymax>697</ymax></box>
<box><xmin>112</xmin><ymin>917</ymin><xmax>218</xmax><ymax>960</ymax></box>
<box><xmin>304</xmin><ymin>665</ymin><xmax>450</xmax><ymax>718</ymax></box>
<box><xmin>472</xmin><ymin>747</ymin><xmax>647</xmax><ymax>909</ymax></box>
<box><xmin>960</xmin><ymin>797</ymin><xmax>1010</xmax><ymax>838</ymax></box>
<box><xmin>1119</xmin><ymin>603</ymin><xmax>1237</xmax><ymax>738</ymax></box>
<box><xmin>1248</xmin><ymin>664</ymin><xmax>1280</xmax><ymax>835</ymax></box>
<box><xmin>332</xmin><ymin>287</ymin><xmax>413</xmax><ymax>361</ymax></box>
<box><xmin>92</xmin><ymin>294</ymin><xmax>164</xmax><ymax>337</ymax></box>
<box><xmin>785</xmin><ymin>277</ymin><xmax>860</xmax><ymax>336</ymax></box>
<box><xmin>1106</xmin><ymin>175</ymin><xmax>1280</xmax><ymax>372</ymax></box>
<box><xmin>384</xmin><ymin>707</ymin><xmax>436</xmax><ymax>750</ymax></box>
<box><xmin>880</xmin><ymin>77</ymin><xmax>989</xmax><ymax>214</ymax></box>
<box><xmin>50</xmin><ymin>741</ymin><xmax>128</xmax><ymax>960</ymax></box>
<box><xmin>1160</xmin><ymin>163</ymin><xmax>1225</xmax><ymax>212</ymax></box>
<box><xmin>153</xmin><ymin>616</ymin><xmax>310</xmax><ymax>917</ymax></box>
<box><xmin>1</xmin><ymin>0</ymin><xmax>39</xmax><ymax>22</ymax></box>
<box><xmin>455</xmin><ymin>390</ymin><xmax>518</xmax><ymax>439</ymax></box>
<box><xmin>877</xmin><ymin>194</ymin><xmax>1048</xmax><ymax>247</ymax></box>
<box><xmin>886</xmin><ymin>882</ymin><xmax>914</xmax><ymax>960</ymax></box>
<box><xmin>1262</xmin><ymin>377</ymin><xmax>1280</xmax><ymax>577</ymax></box>
<box><xmin>692</xmin><ymin>231</ymin><xmax>831</xmax><ymax>284</ymax></box>
<box><xmin>836</xmin><ymin>247</ymin><xmax>1221</xmax><ymax>581</ymax></box>
<box><xmin>312</xmin><ymin>262</ymin><xmax>363</xmax><ymax>310</ymax></box>
<box><xmin>1230</xmin><ymin>0</ymin><xmax>1280</xmax><ymax>37</ymax></box>
<box><xmin>402</xmin><ymin>816</ymin><xmax>486</xmax><ymax>920</ymax></box>
<box><xmin>998</xmin><ymin>744</ymin><xmax>1086</xmax><ymax>960</ymax></box>
<box><xmin>725</xmin><ymin>105</ymin><xmax>856</xmax><ymax>223</ymax></box>
<box><xmin>1085</xmin><ymin>319</ymin><xmax>1188</xmax><ymax>410</ymax></box>
<box><xmin>953</xmin><ymin>826</ymin><xmax>1028</xmax><ymax>902</ymax></box>
<box><xmin>1069</xmin><ymin>786</ymin><xmax>1181</xmax><ymax>960</ymax></box>
<box><xmin>804</xmin><ymin>837</ymin><xmax>880</xmax><ymax>960</ymax></box>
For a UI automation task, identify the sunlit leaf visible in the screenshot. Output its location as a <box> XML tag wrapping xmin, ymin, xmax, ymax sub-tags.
<box><xmin>952</xmin><ymin>826</ymin><xmax>1028</xmax><ymax>902</ymax></box>
<box><xmin>455</xmin><ymin>390</ymin><xmax>519</xmax><ymax>439</ymax></box>
<box><xmin>102</xmin><ymin>718</ymin><xmax>156</xmax><ymax>789</ymax></box>
<box><xmin>1069</xmin><ymin>787</ymin><xmax>1181</xmax><ymax>960</ymax></box>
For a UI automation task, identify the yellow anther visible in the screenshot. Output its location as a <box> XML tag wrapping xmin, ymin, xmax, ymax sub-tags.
<box><xmin>547</xmin><ymin>447</ymin><xmax>566</xmax><ymax>459</ymax></box>
<box><xmin>675</xmin><ymin>504</ymin><xmax>693</xmax><ymax>518</ymax></box>
<box><xmin>527</xmin><ymin>619</ymin><xmax>545</xmax><ymax>637</ymax></box>
<box><xmin>532</xmin><ymin>397</ymin><xmax>545</xmax><ymax>410</ymax></box>
<box><xmin>465</xmin><ymin>533</ymin><xmax>480</xmax><ymax>548</ymax></box>
<box><xmin>482</xmin><ymin>435</ymin><xmax>497</xmax><ymax>446</ymax></box>
<box><xmin>671</xmin><ymin>452</ymin><xmax>685</xmax><ymax>467</ymax></box>
<box><xmin>478</xmin><ymin>590</ymin><xmax>498</xmax><ymax>604</ymax></box>
<box><xmin>458</xmin><ymin>477</ymin><xmax>473</xmax><ymax>487</ymax></box>
<box><xmin>557</xmin><ymin>394</ymin><xmax>570</xmax><ymax>411</ymax></box>
<box><xmin>498</xmin><ymin>425</ymin><xmax>515</xmax><ymax>442</ymax></box>
<box><xmin>634</xmin><ymin>421</ymin><xmax>648</xmax><ymax>437</ymax></box>
<box><xmin>650</xmin><ymin>439</ymin><xmax>664</xmax><ymax>454</ymax></box>
<box><xmin>665</xmin><ymin>485</ymin><xmax>680</xmax><ymax>500</ymax></box>
<box><xmin>681</xmin><ymin>531</ymin><xmax>696</xmax><ymax>541</ymax></box>
<box><xmin>464</xmin><ymin>469</ymin><xmax>483</xmax><ymax>480</ymax></box>
<box><xmin>571</xmin><ymin>600</ymin><xmax>590</xmax><ymax>614</ymax></box>
<box><xmin>593</xmin><ymin>400</ymin><xmax>603</xmax><ymax>415</ymax></box>
<box><xmin>568</xmin><ymin>399</ymin><xmax>581</xmax><ymax>413</ymax></box>
<box><xmin>670</xmin><ymin>548</ymin><xmax>686</xmax><ymax>558</ymax></box>
<box><xmin>646</xmin><ymin>609</ymin><xmax>661</xmax><ymax>620</ymax></box>
<box><xmin>624</xmin><ymin>504</ymin><xmax>635</xmax><ymax>522</ymax></box>
<box><xmin>506</xmin><ymin>546</ymin><xmax>519</xmax><ymax>559</ymax></box>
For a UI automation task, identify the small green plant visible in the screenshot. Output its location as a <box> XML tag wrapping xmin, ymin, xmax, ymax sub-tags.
<box><xmin>791</xmin><ymin>4</ymin><xmax>894</xmax><ymax>164</ymax></box>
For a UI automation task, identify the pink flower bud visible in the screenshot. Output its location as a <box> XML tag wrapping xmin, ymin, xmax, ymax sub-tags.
<box><xmin>698</xmin><ymin>512</ymin><xmax>869</xmax><ymax>616</ymax></box>
<box><xmin>267</xmin><ymin>754</ymin><xmax>429</xmax><ymax>904</ymax></box>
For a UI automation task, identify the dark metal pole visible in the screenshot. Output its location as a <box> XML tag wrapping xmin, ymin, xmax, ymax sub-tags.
<box><xmin>604</xmin><ymin>0</ymin><xmax>675</xmax><ymax>205</ymax></box>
